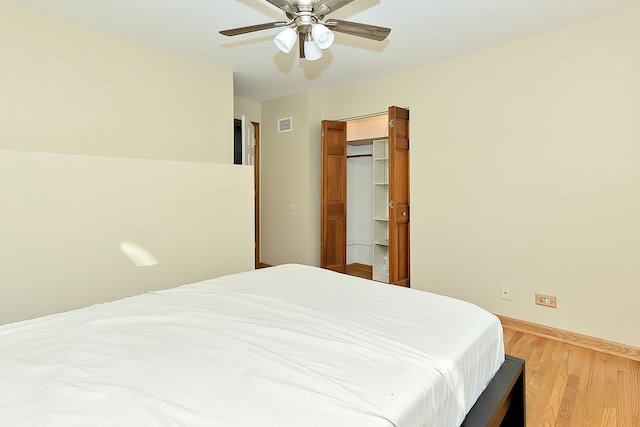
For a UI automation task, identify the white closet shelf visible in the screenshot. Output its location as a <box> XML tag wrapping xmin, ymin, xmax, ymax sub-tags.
<box><xmin>372</xmin><ymin>138</ymin><xmax>390</xmax><ymax>284</ymax></box>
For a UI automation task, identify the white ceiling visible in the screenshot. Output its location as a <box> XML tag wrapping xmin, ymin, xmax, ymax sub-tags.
<box><xmin>4</xmin><ymin>0</ymin><xmax>639</xmax><ymax>101</ymax></box>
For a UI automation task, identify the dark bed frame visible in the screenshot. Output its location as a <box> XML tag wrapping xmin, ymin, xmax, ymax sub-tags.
<box><xmin>461</xmin><ymin>355</ymin><xmax>526</xmax><ymax>426</ymax></box>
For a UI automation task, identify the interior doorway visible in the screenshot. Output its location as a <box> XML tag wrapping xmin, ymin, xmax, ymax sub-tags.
<box><xmin>321</xmin><ymin>106</ymin><xmax>410</xmax><ymax>287</ymax></box>
<box><xmin>234</xmin><ymin>119</ymin><xmax>261</xmax><ymax>268</ymax></box>
<box><xmin>345</xmin><ymin>115</ymin><xmax>388</xmax><ymax>280</ymax></box>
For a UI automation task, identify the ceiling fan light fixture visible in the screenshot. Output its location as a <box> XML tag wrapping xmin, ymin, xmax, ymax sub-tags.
<box><xmin>220</xmin><ymin>0</ymin><xmax>391</xmax><ymax>62</ymax></box>
<box><xmin>274</xmin><ymin>27</ymin><xmax>297</xmax><ymax>53</ymax></box>
<box><xmin>311</xmin><ymin>23</ymin><xmax>334</xmax><ymax>49</ymax></box>
<box><xmin>304</xmin><ymin>35</ymin><xmax>323</xmax><ymax>61</ymax></box>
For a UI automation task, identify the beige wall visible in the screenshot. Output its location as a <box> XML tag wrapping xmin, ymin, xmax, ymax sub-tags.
<box><xmin>408</xmin><ymin>10</ymin><xmax>640</xmax><ymax>348</ymax></box>
<box><xmin>260</xmin><ymin>92</ymin><xmax>323</xmax><ymax>266</ymax></box>
<box><xmin>282</xmin><ymin>9</ymin><xmax>640</xmax><ymax>347</ymax></box>
<box><xmin>234</xmin><ymin>97</ymin><xmax>262</xmax><ymax>125</ymax></box>
<box><xmin>0</xmin><ymin>5</ymin><xmax>253</xmax><ymax>324</ymax></box>
<box><xmin>0</xmin><ymin>4</ymin><xmax>233</xmax><ymax>163</ymax></box>
<box><xmin>306</xmin><ymin>91</ymin><xmax>324</xmax><ymax>266</ymax></box>
<box><xmin>0</xmin><ymin>151</ymin><xmax>254</xmax><ymax>324</ymax></box>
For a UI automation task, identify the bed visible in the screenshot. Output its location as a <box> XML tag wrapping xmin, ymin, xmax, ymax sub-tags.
<box><xmin>0</xmin><ymin>264</ymin><xmax>524</xmax><ymax>426</ymax></box>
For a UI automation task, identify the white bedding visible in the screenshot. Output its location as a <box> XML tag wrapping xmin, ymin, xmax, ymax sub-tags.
<box><xmin>0</xmin><ymin>264</ymin><xmax>504</xmax><ymax>427</ymax></box>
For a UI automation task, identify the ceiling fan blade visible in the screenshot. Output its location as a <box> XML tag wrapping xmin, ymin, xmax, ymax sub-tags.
<box><xmin>264</xmin><ymin>0</ymin><xmax>299</xmax><ymax>16</ymax></box>
<box><xmin>299</xmin><ymin>32</ymin><xmax>306</xmax><ymax>58</ymax></box>
<box><xmin>220</xmin><ymin>21</ymin><xmax>288</xmax><ymax>36</ymax></box>
<box><xmin>325</xmin><ymin>19</ymin><xmax>391</xmax><ymax>41</ymax></box>
<box><xmin>315</xmin><ymin>0</ymin><xmax>355</xmax><ymax>15</ymax></box>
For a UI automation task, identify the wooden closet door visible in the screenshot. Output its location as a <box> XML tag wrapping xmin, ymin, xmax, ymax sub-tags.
<box><xmin>320</xmin><ymin>120</ymin><xmax>347</xmax><ymax>272</ymax></box>
<box><xmin>388</xmin><ymin>106</ymin><xmax>410</xmax><ymax>287</ymax></box>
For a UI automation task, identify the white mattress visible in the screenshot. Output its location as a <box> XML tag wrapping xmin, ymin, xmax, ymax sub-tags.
<box><xmin>0</xmin><ymin>264</ymin><xmax>504</xmax><ymax>427</ymax></box>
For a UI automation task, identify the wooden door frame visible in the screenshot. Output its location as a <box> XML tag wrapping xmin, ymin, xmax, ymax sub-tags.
<box><xmin>320</xmin><ymin>108</ymin><xmax>410</xmax><ymax>286</ymax></box>
<box><xmin>251</xmin><ymin>121</ymin><xmax>262</xmax><ymax>269</ymax></box>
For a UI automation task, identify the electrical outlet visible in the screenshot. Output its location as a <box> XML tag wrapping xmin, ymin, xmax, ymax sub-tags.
<box><xmin>535</xmin><ymin>293</ymin><xmax>557</xmax><ymax>308</ymax></box>
<box><xmin>500</xmin><ymin>285</ymin><xmax>511</xmax><ymax>301</ymax></box>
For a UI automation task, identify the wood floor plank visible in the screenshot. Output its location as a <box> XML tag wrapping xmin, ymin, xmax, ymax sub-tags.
<box><xmin>570</xmin><ymin>348</ymin><xmax>594</xmax><ymax>426</ymax></box>
<box><xmin>617</xmin><ymin>357</ymin><xmax>640</xmax><ymax>427</ymax></box>
<box><xmin>571</xmin><ymin>348</ymin><xmax>596</xmax><ymax>427</ymax></box>
<box><xmin>555</xmin><ymin>374</ymin><xmax>579</xmax><ymax>427</ymax></box>
<box><xmin>630</xmin><ymin>359</ymin><xmax>640</xmax><ymax>419</ymax></box>
<box><xmin>542</xmin><ymin>345</ymin><xmax>570</xmax><ymax>425</ymax></box>
<box><xmin>586</xmin><ymin>352</ymin><xmax>608</xmax><ymax>426</ymax></box>
<box><xmin>601</xmin><ymin>407</ymin><xmax>617</xmax><ymax>427</ymax></box>
<box><xmin>531</xmin><ymin>339</ymin><xmax>565</xmax><ymax>425</ymax></box>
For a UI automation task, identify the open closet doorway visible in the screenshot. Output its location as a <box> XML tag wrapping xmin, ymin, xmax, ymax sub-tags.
<box><xmin>234</xmin><ymin>118</ymin><xmax>261</xmax><ymax>269</ymax></box>
<box><xmin>321</xmin><ymin>106</ymin><xmax>410</xmax><ymax>287</ymax></box>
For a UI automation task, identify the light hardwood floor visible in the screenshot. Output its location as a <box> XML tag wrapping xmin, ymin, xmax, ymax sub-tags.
<box><xmin>503</xmin><ymin>327</ymin><xmax>640</xmax><ymax>427</ymax></box>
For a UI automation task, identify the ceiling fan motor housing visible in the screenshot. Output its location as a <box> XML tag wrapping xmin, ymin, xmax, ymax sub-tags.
<box><xmin>295</xmin><ymin>14</ymin><xmax>315</xmax><ymax>34</ymax></box>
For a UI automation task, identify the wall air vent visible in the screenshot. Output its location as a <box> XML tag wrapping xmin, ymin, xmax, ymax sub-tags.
<box><xmin>277</xmin><ymin>117</ymin><xmax>293</xmax><ymax>133</ymax></box>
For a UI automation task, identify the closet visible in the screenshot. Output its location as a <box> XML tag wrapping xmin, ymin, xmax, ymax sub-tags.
<box><xmin>345</xmin><ymin>116</ymin><xmax>388</xmax><ymax>282</ymax></box>
<box><xmin>321</xmin><ymin>106</ymin><xmax>410</xmax><ymax>287</ymax></box>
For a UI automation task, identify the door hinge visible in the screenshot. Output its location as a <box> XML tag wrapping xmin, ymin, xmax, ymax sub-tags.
<box><xmin>389</xmin><ymin>200</ymin><xmax>394</xmax><ymax>209</ymax></box>
<box><xmin>389</xmin><ymin>119</ymin><xmax>394</xmax><ymax>128</ymax></box>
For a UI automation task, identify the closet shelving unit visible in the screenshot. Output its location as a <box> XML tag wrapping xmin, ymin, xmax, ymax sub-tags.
<box><xmin>372</xmin><ymin>138</ymin><xmax>389</xmax><ymax>283</ymax></box>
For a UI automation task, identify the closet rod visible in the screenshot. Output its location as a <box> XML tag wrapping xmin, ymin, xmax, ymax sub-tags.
<box><xmin>347</xmin><ymin>154</ymin><xmax>373</xmax><ymax>158</ymax></box>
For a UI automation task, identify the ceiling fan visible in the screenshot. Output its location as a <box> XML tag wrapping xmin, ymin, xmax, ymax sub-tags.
<box><xmin>220</xmin><ymin>0</ymin><xmax>391</xmax><ymax>61</ymax></box>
